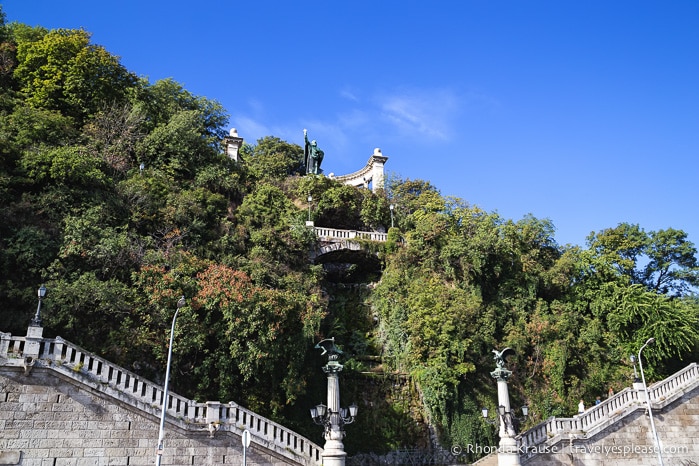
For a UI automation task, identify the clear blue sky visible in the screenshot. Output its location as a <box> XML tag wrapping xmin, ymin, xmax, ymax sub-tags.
<box><xmin>4</xmin><ymin>1</ymin><xmax>699</xmax><ymax>248</ymax></box>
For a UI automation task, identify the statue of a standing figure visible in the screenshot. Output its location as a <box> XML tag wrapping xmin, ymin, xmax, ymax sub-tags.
<box><xmin>304</xmin><ymin>129</ymin><xmax>324</xmax><ymax>175</ymax></box>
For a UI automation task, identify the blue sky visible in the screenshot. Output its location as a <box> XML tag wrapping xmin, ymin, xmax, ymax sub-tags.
<box><xmin>4</xmin><ymin>1</ymin><xmax>699</xmax><ymax>248</ymax></box>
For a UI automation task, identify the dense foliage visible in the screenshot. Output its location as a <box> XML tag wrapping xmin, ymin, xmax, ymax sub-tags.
<box><xmin>372</xmin><ymin>180</ymin><xmax>699</xmax><ymax>459</ymax></box>
<box><xmin>2</xmin><ymin>10</ymin><xmax>699</xmax><ymax>459</ymax></box>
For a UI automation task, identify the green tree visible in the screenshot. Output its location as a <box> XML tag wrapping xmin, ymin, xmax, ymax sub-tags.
<box><xmin>642</xmin><ymin>228</ymin><xmax>699</xmax><ymax>295</ymax></box>
<box><xmin>587</xmin><ymin>223</ymin><xmax>699</xmax><ymax>296</ymax></box>
<box><xmin>240</xmin><ymin>136</ymin><xmax>304</xmax><ymax>181</ymax></box>
<box><xmin>14</xmin><ymin>28</ymin><xmax>136</xmax><ymax>121</ymax></box>
<box><xmin>137</xmin><ymin>109</ymin><xmax>222</xmax><ymax>178</ymax></box>
<box><xmin>83</xmin><ymin>102</ymin><xmax>145</xmax><ymax>175</ymax></box>
<box><xmin>130</xmin><ymin>78</ymin><xmax>227</xmax><ymax>138</ymax></box>
<box><xmin>316</xmin><ymin>184</ymin><xmax>364</xmax><ymax>229</ymax></box>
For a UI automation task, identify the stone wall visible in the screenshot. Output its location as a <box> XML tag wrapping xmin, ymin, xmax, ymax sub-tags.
<box><xmin>519</xmin><ymin>364</ymin><xmax>699</xmax><ymax>465</ymax></box>
<box><xmin>0</xmin><ymin>366</ymin><xmax>309</xmax><ymax>466</ymax></box>
<box><xmin>0</xmin><ymin>329</ymin><xmax>322</xmax><ymax>466</ymax></box>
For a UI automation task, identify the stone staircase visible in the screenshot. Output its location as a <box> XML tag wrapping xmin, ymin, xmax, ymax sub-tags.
<box><xmin>519</xmin><ymin>362</ymin><xmax>699</xmax><ymax>463</ymax></box>
<box><xmin>471</xmin><ymin>363</ymin><xmax>699</xmax><ymax>464</ymax></box>
<box><xmin>0</xmin><ymin>329</ymin><xmax>323</xmax><ymax>465</ymax></box>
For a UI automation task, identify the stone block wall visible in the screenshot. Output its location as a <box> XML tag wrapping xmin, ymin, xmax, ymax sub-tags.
<box><xmin>0</xmin><ymin>367</ymin><xmax>304</xmax><ymax>465</ymax></box>
<box><xmin>522</xmin><ymin>385</ymin><xmax>699</xmax><ymax>465</ymax></box>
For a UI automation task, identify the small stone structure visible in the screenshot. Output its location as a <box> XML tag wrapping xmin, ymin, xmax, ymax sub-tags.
<box><xmin>223</xmin><ymin>128</ymin><xmax>244</xmax><ymax>161</ymax></box>
<box><xmin>0</xmin><ymin>326</ymin><xmax>323</xmax><ymax>465</ymax></box>
<box><xmin>331</xmin><ymin>148</ymin><xmax>389</xmax><ymax>194</ymax></box>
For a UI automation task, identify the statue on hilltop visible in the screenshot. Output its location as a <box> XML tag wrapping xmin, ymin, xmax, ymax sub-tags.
<box><xmin>304</xmin><ymin>129</ymin><xmax>324</xmax><ymax>175</ymax></box>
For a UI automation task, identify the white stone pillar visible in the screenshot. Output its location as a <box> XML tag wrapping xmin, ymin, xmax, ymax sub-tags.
<box><xmin>322</xmin><ymin>368</ymin><xmax>346</xmax><ymax>466</ymax></box>
<box><xmin>223</xmin><ymin>128</ymin><xmax>244</xmax><ymax>161</ymax></box>
<box><xmin>491</xmin><ymin>361</ymin><xmax>520</xmax><ymax>466</ymax></box>
<box><xmin>369</xmin><ymin>149</ymin><xmax>388</xmax><ymax>193</ymax></box>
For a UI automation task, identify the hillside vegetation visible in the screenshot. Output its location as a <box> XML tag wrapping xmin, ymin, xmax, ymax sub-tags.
<box><xmin>2</xmin><ymin>9</ymin><xmax>699</xmax><ymax>460</ymax></box>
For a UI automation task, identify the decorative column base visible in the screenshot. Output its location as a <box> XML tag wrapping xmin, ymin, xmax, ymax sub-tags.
<box><xmin>322</xmin><ymin>438</ymin><xmax>347</xmax><ymax>466</ymax></box>
<box><xmin>498</xmin><ymin>436</ymin><xmax>520</xmax><ymax>466</ymax></box>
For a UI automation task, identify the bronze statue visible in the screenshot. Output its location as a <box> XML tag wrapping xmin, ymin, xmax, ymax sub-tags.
<box><xmin>492</xmin><ymin>347</ymin><xmax>515</xmax><ymax>369</ymax></box>
<box><xmin>304</xmin><ymin>129</ymin><xmax>324</xmax><ymax>175</ymax></box>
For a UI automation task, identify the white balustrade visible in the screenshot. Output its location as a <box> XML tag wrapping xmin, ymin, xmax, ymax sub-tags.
<box><xmin>518</xmin><ymin>362</ymin><xmax>699</xmax><ymax>458</ymax></box>
<box><xmin>314</xmin><ymin>227</ymin><xmax>387</xmax><ymax>243</ymax></box>
<box><xmin>1</xmin><ymin>331</ymin><xmax>323</xmax><ymax>465</ymax></box>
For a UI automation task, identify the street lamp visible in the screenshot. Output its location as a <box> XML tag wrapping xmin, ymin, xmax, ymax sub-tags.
<box><xmin>155</xmin><ymin>296</ymin><xmax>185</xmax><ymax>466</ymax></box>
<box><xmin>482</xmin><ymin>405</ymin><xmax>528</xmax><ymax>433</ymax></box>
<box><xmin>638</xmin><ymin>337</ymin><xmax>664</xmax><ymax>466</ymax></box>
<box><xmin>488</xmin><ymin>348</ymin><xmax>521</xmax><ymax>465</ymax></box>
<box><xmin>30</xmin><ymin>285</ymin><xmax>47</xmax><ymax>327</ymax></box>
<box><xmin>389</xmin><ymin>204</ymin><xmax>394</xmax><ymax>228</ymax></box>
<box><xmin>310</xmin><ymin>401</ymin><xmax>358</xmax><ymax>432</ymax></box>
<box><xmin>310</xmin><ymin>338</ymin><xmax>358</xmax><ymax>466</ymax></box>
<box><xmin>308</xmin><ymin>194</ymin><xmax>313</xmax><ymax>223</ymax></box>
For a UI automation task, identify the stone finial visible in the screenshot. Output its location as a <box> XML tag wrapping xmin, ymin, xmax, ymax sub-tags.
<box><xmin>373</xmin><ymin>148</ymin><xmax>382</xmax><ymax>156</ymax></box>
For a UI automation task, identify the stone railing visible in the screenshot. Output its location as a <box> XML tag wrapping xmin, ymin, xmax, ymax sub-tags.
<box><xmin>648</xmin><ymin>361</ymin><xmax>699</xmax><ymax>402</ymax></box>
<box><xmin>517</xmin><ymin>362</ymin><xmax>699</xmax><ymax>460</ymax></box>
<box><xmin>314</xmin><ymin>227</ymin><xmax>387</xmax><ymax>242</ymax></box>
<box><xmin>331</xmin><ymin>150</ymin><xmax>388</xmax><ymax>194</ymax></box>
<box><xmin>0</xmin><ymin>331</ymin><xmax>323</xmax><ymax>466</ymax></box>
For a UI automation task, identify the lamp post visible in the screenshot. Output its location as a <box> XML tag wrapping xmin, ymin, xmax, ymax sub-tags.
<box><xmin>638</xmin><ymin>338</ymin><xmax>664</xmax><ymax>466</ymax></box>
<box><xmin>308</xmin><ymin>194</ymin><xmax>313</xmax><ymax>223</ymax></box>
<box><xmin>487</xmin><ymin>348</ymin><xmax>521</xmax><ymax>466</ymax></box>
<box><xmin>155</xmin><ymin>296</ymin><xmax>185</xmax><ymax>466</ymax></box>
<box><xmin>310</xmin><ymin>338</ymin><xmax>358</xmax><ymax>466</ymax></box>
<box><xmin>389</xmin><ymin>204</ymin><xmax>394</xmax><ymax>228</ymax></box>
<box><xmin>30</xmin><ymin>285</ymin><xmax>47</xmax><ymax>327</ymax></box>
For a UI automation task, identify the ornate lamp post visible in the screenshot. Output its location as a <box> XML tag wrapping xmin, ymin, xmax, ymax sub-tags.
<box><xmin>310</xmin><ymin>338</ymin><xmax>358</xmax><ymax>466</ymax></box>
<box><xmin>485</xmin><ymin>348</ymin><xmax>522</xmax><ymax>466</ymax></box>
<box><xmin>389</xmin><ymin>204</ymin><xmax>395</xmax><ymax>228</ymax></box>
<box><xmin>482</xmin><ymin>405</ymin><xmax>528</xmax><ymax>434</ymax></box>
<box><xmin>638</xmin><ymin>338</ymin><xmax>664</xmax><ymax>466</ymax></box>
<box><xmin>155</xmin><ymin>296</ymin><xmax>185</xmax><ymax>466</ymax></box>
<box><xmin>30</xmin><ymin>285</ymin><xmax>47</xmax><ymax>327</ymax></box>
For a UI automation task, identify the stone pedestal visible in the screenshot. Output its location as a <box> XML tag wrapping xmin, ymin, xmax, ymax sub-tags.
<box><xmin>24</xmin><ymin>325</ymin><xmax>44</xmax><ymax>360</ymax></box>
<box><xmin>498</xmin><ymin>436</ymin><xmax>519</xmax><ymax>466</ymax></box>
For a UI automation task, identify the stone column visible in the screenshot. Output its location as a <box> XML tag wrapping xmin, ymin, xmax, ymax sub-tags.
<box><xmin>223</xmin><ymin>128</ymin><xmax>244</xmax><ymax>161</ymax></box>
<box><xmin>322</xmin><ymin>355</ymin><xmax>346</xmax><ymax>466</ymax></box>
<box><xmin>491</xmin><ymin>364</ymin><xmax>520</xmax><ymax>466</ymax></box>
<box><xmin>369</xmin><ymin>149</ymin><xmax>388</xmax><ymax>193</ymax></box>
